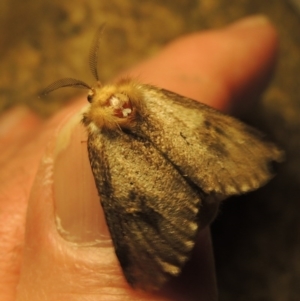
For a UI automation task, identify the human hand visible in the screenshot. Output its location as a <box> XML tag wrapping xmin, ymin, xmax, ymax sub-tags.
<box><xmin>0</xmin><ymin>15</ymin><xmax>278</xmax><ymax>301</ymax></box>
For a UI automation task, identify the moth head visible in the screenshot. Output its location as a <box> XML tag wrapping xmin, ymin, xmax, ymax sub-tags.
<box><xmin>84</xmin><ymin>79</ymin><xmax>142</xmax><ymax>131</ymax></box>
<box><xmin>88</xmin><ymin>84</ymin><xmax>133</xmax><ymax>117</ymax></box>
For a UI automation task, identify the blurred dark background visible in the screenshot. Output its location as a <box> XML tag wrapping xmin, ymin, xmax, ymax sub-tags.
<box><xmin>0</xmin><ymin>0</ymin><xmax>299</xmax><ymax>300</ymax></box>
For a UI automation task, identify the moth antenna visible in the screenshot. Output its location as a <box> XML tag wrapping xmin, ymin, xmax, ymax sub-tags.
<box><xmin>89</xmin><ymin>24</ymin><xmax>106</xmax><ymax>81</ymax></box>
<box><xmin>39</xmin><ymin>78</ymin><xmax>91</xmax><ymax>97</ymax></box>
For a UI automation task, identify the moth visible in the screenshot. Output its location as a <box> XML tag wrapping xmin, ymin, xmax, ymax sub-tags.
<box><xmin>41</xmin><ymin>26</ymin><xmax>284</xmax><ymax>291</ymax></box>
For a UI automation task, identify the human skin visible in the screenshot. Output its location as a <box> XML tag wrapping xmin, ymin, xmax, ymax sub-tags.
<box><xmin>0</xmin><ymin>15</ymin><xmax>278</xmax><ymax>301</ymax></box>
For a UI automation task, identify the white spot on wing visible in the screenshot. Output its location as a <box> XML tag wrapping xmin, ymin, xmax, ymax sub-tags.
<box><xmin>189</xmin><ymin>222</ymin><xmax>198</xmax><ymax>232</ymax></box>
<box><xmin>184</xmin><ymin>240</ymin><xmax>194</xmax><ymax>250</ymax></box>
<box><xmin>157</xmin><ymin>259</ymin><xmax>181</xmax><ymax>275</ymax></box>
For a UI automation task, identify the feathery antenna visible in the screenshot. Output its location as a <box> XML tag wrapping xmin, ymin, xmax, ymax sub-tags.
<box><xmin>89</xmin><ymin>24</ymin><xmax>106</xmax><ymax>81</ymax></box>
<box><xmin>40</xmin><ymin>25</ymin><xmax>106</xmax><ymax>98</ymax></box>
<box><xmin>39</xmin><ymin>78</ymin><xmax>91</xmax><ymax>97</ymax></box>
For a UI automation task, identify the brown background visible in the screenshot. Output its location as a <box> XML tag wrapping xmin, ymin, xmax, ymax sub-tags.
<box><xmin>0</xmin><ymin>0</ymin><xmax>299</xmax><ymax>300</ymax></box>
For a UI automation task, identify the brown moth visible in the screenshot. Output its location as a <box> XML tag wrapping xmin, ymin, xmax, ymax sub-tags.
<box><xmin>41</xmin><ymin>27</ymin><xmax>284</xmax><ymax>291</ymax></box>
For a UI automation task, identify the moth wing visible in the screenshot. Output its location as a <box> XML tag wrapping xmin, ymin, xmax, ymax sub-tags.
<box><xmin>87</xmin><ymin>131</ymin><xmax>202</xmax><ymax>290</ymax></box>
<box><xmin>138</xmin><ymin>85</ymin><xmax>284</xmax><ymax>196</ymax></box>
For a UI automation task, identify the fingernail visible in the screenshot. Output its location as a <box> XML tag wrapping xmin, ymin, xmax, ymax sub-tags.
<box><xmin>228</xmin><ymin>15</ymin><xmax>271</xmax><ymax>30</ymax></box>
<box><xmin>53</xmin><ymin>107</ymin><xmax>110</xmax><ymax>244</ymax></box>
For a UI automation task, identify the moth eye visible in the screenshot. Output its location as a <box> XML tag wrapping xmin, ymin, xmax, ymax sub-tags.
<box><xmin>87</xmin><ymin>92</ymin><xmax>94</xmax><ymax>103</ymax></box>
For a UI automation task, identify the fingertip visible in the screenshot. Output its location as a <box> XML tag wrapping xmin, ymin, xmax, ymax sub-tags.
<box><xmin>122</xmin><ymin>15</ymin><xmax>278</xmax><ymax>113</ymax></box>
<box><xmin>220</xmin><ymin>15</ymin><xmax>279</xmax><ymax>113</ymax></box>
<box><xmin>226</xmin><ymin>14</ymin><xmax>276</xmax><ymax>34</ymax></box>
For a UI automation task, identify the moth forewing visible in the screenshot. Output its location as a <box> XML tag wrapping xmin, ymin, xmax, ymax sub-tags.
<box><xmin>87</xmin><ymin>128</ymin><xmax>202</xmax><ymax>290</ymax></box>
<box><xmin>134</xmin><ymin>85</ymin><xmax>284</xmax><ymax>196</ymax></box>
